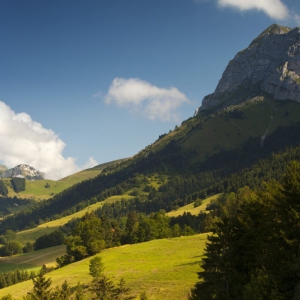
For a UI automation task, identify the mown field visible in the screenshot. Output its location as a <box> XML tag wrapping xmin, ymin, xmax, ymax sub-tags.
<box><xmin>0</xmin><ymin>245</ymin><xmax>66</xmax><ymax>274</ymax></box>
<box><xmin>0</xmin><ymin>234</ymin><xmax>207</xmax><ymax>300</ymax></box>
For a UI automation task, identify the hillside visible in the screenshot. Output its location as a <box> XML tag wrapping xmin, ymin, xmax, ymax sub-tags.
<box><xmin>59</xmin><ymin>158</ymin><xmax>126</xmax><ymax>185</ymax></box>
<box><xmin>0</xmin><ymin>234</ymin><xmax>207</xmax><ymax>300</ymax></box>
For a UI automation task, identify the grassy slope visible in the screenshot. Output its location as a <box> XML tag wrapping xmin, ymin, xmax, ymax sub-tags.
<box><xmin>59</xmin><ymin>158</ymin><xmax>126</xmax><ymax>185</ymax></box>
<box><xmin>2</xmin><ymin>179</ymin><xmax>72</xmax><ymax>200</ymax></box>
<box><xmin>166</xmin><ymin>194</ymin><xmax>221</xmax><ymax>217</ymax></box>
<box><xmin>180</xmin><ymin>99</ymin><xmax>300</xmax><ymax>162</ymax></box>
<box><xmin>131</xmin><ymin>98</ymin><xmax>300</xmax><ymax>171</ymax></box>
<box><xmin>0</xmin><ymin>234</ymin><xmax>207</xmax><ymax>300</ymax></box>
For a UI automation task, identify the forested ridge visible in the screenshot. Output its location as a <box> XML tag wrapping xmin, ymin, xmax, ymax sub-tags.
<box><xmin>1</xmin><ymin>118</ymin><xmax>300</xmax><ymax>233</ymax></box>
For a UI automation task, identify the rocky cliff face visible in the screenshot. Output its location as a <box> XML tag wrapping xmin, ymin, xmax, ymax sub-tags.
<box><xmin>2</xmin><ymin>164</ymin><xmax>44</xmax><ymax>180</ymax></box>
<box><xmin>199</xmin><ymin>24</ymin><xmax>300</xmax><ymax>111</ymax></box>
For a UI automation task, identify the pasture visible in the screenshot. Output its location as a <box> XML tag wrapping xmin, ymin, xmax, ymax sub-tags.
<box><xmin>0</xmin><ymin>234</ymin><xmax>207</xmax><ymax>299</ymax></box>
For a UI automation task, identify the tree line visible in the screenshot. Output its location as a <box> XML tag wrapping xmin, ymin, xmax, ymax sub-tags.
<box><xmin>189</xmin><ymin>160</ymin><xmax>300</xmax><ymax>300</ymax></box>
<box><xmin>57</xmin><ymin>210</ymin><xmax>196</xmax><ymax>266</ymax></box>
<box><xmin>1</xmin><ymin>120</ymin><xmax>300</xmax><ymax>234</ymax></box>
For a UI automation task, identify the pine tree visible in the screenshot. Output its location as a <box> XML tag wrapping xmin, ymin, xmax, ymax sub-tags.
<box><xmin>27</xmin><ymin>272</ymin><xmax>52</xmax><ymax>300</ymax></box>
<box><xmin>90</xmin><ymin>275</ymin><xmax>115</xmax><ymax>300</ymax></box>
<box><xmin>114</xmin><ymin>278</ymin><xmax>134</xmax><ymax>300</ymax></box>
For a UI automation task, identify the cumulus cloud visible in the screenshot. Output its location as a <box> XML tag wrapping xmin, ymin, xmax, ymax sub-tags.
<box><xmin>104</xmin><ymin>78</ymin><xmax>189</xmax><ymax>121</ymax></box>
<box><xmin>0</xmin><ymin>101</ymin><xmax>97</xmax><ymax>180</ymax></box>
<box><xmin>294</xmin><ymin>13</ymin><xmax>300</xmax><ymax>25</ymax></box>
<box><xmin>83</xmin><ymin>157</ymin><xmax>98</xmax><ymax>169</ymax></box>
<box><xmin>217</xmin><ymin>0</ymin><xmax>289</xmax><ymax>20</ymax></box>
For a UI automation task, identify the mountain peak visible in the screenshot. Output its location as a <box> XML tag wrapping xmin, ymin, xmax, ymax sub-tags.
<box><xmin>198</xmin><ymin>24</ymin><xmax>300</xmax><ymax>112</ymax></box>
<box><xmin>249</xmin><ymin>24</ymin><xmax>292</xmax><ymax>47</ymax></box>
<box><xmin>1</xmin><ymin>164</ymin><xmax>45</xmax><ymax>180</ymax></box>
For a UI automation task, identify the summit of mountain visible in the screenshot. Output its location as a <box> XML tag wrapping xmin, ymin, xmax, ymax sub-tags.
<box><xmin>1</xmin><ymin>164</ymin><xmax>44</xmax><ymax>181</ymax></box>
<box><xmin>198</xmin><ymin>24</ymin><xmax>300</xmax><ymax>112</ymax></box>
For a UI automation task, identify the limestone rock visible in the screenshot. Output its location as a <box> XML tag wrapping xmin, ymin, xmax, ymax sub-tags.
<box><xmin>199</xmin><ymin>24</ymin><xmax>300</xmax><ymax>111</ymax></box>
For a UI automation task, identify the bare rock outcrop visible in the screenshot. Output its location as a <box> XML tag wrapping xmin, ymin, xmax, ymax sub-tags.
<box><xmin>199</xmin><ymin>24</ymin><xmax>300</xmax><ymax>111</ymax></box>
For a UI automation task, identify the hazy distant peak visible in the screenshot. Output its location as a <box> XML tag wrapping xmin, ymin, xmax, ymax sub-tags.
<box><xmin>1</xmin><ymin>164</ymin><xmax>45</xmax><ymax>180</ymax></box>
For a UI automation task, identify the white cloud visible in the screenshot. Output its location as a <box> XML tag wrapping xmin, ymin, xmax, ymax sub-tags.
<box><xmin>83</xmin><ymin>157</ymin><xmax>98</xmax><ymax>169</ymax></box>
<box><xmin>104</xmin><ymin>78</ymin><xmax>189</xmax><ymax>121</ymax></box>
<box><xmin>0</xmin><ymin>101</ymin><xmax>96</xmax><ymax>180</ymax></box>
<box><xmin>217</xmin><ymin>0</ymin><xmax>289</xmax><ymax>20</ymax></box>
<box><xmin>294</xmin><ymin>12</ymin><xmax>300</xmax><ymax>25</ymax></box>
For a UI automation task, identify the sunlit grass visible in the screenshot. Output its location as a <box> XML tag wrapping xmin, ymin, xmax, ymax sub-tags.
<box><xmin>0</xmin><ymin>234</ymin><xmax>207</xmax><ymax>300</ymax></box>
<box><xmin>167</xmin><ymin>194</ymin><xmax>221</xmax><ymax>217</ymax></box>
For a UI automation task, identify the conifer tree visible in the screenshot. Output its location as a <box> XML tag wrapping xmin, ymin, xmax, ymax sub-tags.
<box><xmin>26</xmin><ymin>272</ymin><xmax>52</xmax><ymax>300</ymax></box>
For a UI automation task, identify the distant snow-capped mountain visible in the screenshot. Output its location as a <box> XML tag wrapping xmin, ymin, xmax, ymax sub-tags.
<box><xmin>1</xmin><ymin>164</ymin><xmax>45</xmax><ymax>180</ymax></box>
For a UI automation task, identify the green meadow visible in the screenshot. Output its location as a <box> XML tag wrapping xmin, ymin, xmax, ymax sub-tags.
<box><xmin>0</xmin><ymin>234</ymin><xmax>207</xmax><ymax>300</ymax></box>
<box><xmin>3</xmin><ymin>179</ymin><xmax>72</xmax><ymax>201</ymax></box>
<box><xmin>167</xmin><ymin>194</ymin><xmax>220</xmax><ymax>217</ymax></box>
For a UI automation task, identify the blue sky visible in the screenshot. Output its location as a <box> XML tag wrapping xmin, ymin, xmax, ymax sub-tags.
<box><xmin>0</xmin><ymin>0</ymin><xmax>299</xmax><ymax>179</ymax></box>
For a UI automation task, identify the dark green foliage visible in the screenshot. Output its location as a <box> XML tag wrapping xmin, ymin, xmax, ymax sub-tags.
<box><xmin>193</xmin><ymin>199</ymin><xmax>202</xmax><ymax>208</ymax></box>
<box><xmin>0</xmin><ymin>269</ymin><xmax>34</xmax><ymax>290</ymax></box>
<box><xmin>23</xmin><ymin>242</ymin><xmax>34</xmax><ymax>253</ymax></box>
<box><xmin>0</xmin><ymin>197</ymin><xmax>33</xmax><ymax>219</ymax></box>
<box><xmin>0</xmin><ymin>240</ymin><xmax>23</xmax><ymax>256</ymax></box>
<box><xmin>64</xmin><ymin>212</ymin><xmax>106</xmax><ymax>261</ymax></box>
<box><xmin>34</xmin><ymin>230</ymin><xmax>64</xmax><ymax>250</ymax></box>
<box><xmin>90</xmin><ymin>276</ymin><xmax>134</xmax><ymax>300</ymax></box>
<box><xmin>51</xmin><ymin>280</ymin><xmax>72</xmax><ymax>300</ymax></box>
<box><xmin>11</xmin><ymin>177</ymin><xmax>25</xmax><ymax>193</ymax></box>
<box><xmin>89</xmin><ymin>257</ymin><xmax>134</xmax><ymax>300</ymax></box>
<box><xmin>74</xmin><ymin>282</ymin><xmax>85</xmax><ymax>300</ymax></box>
<box><xmin>190</xmin><ymin>161</ymin><xmax>300</xmax><ymax>300</ymax></box>
<box><xmin>0</xmin><ymin>181</ymin><xmax>8</xmax><ymax>196</ymax></box>
<box><xmin>89</xmin><ymin>257</ymin><xmax>104</xmax><ymax>279</ymax></box>
<box><xmin>26</xmin><ymin>272</ymin><xmax>52</xmax><ymax>300</ymax></box>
